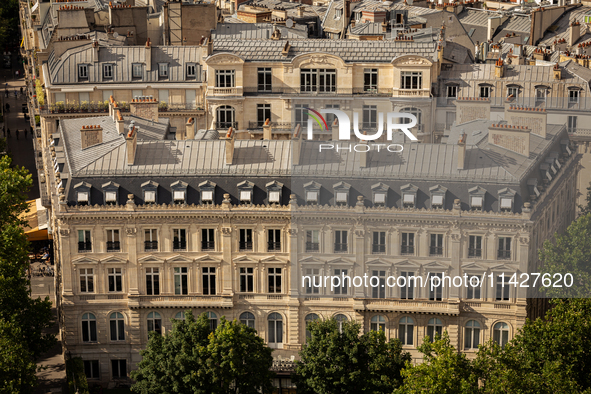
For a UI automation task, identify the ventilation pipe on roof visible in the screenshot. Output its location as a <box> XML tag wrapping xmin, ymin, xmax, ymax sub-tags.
<box><xmin>457</xmin><ymin>131</ymin><xmax>466</xmax><ymax>170</ymax></box>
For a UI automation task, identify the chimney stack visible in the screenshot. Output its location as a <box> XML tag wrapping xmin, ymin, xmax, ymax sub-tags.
<box><xmin>495</xmin><ymin>58</ymin><xmax>505</xmax><ymax>78</ymax></box>
<box><xmin>126</xmin><ymin>124</ymin><xmax>138</xmax><ymax>165</ymax></box>
<box><xmin>186</xmin><ymin>118</ymin><xmax>196</xmax><ymax>140</ymax></box>
<box><xmin>130</xmin><ymin>96</ymin><xmax>159</xmax><ymax>122</ymax></box>
<box><xmin>224</xmin><ymin>127</ymin><xmax>235</xmax><ymax>165</ymax></box>
<box><xmin>145</xmin><ymin>38</ymin><xmax>152</xmax><ymax>71</ymax></box>
<box><xmin>80</xmin><ymin>125</ymin><xmax>103</xmax><ymax>149</ymax></box>
<box><xmin>263</xmin><ymin>118</ymin><xmax>272</xmax><ymax>140</ymax></box>
<box><xmin>116</xmin><ymin>110</ymin><xmax>125</xmax><ymax>135</ymax></box>
<box><xmin>488</xmin><ymin>123</ymin><xmax>531</xmax><ymax>157</ymax></box>
<box><xmin>553</xmin><ymin>63</ymin><xmax>562</xmax><ymax>80</ymax></box>
<box><xmin>292</xmin><ymin>124</ymin><xmax>303</xmax><ymax>166</ymax></box>
<box><xmin>569</xmin><ymin>21</ymin><xmax>581</xmax><ymax>46</ymax></box>
<box><xmin>457</xmin><ymin>132</ymin><xmax>466</xmax><ymax>170</ymax></box>
<box><xmin>92</xmin><ymin>39</ymin><xmax>99</xmax><ymax>63</ymax></box>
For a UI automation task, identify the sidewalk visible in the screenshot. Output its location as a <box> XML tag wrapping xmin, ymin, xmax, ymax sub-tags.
<box><xmin>1</xmin><ymin>67</ymin><xmax>40</xmax><ymax>200</ymax></box>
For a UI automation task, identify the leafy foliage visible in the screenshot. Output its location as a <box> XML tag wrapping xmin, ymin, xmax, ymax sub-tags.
<box><xmin>539</xmin><ymin>213</ymin><xmax>591</xmax><ymax>298</ymax></box>
<box><xmin>66</xmin><ymin>357</ymin><xmax>89</xmax><ymax>394</ymax></box>
<box><xmin>294</xmin><ymin>318</ymin><xmax>410</xmax><ymax>394</ymax></box>
<box><xmin>131</xmin><ymin>311</ymin><xmax>274</xmax><ymax>394</ymax></box>
<box><xmin>0</xmin><ymin>320</ymin><xmax>38</xmax><ymax>394</ymax></box>
<box><xmin>396</xmin><ymin>332</ymin><xmax>478</xmax><ymax>394</ymax></box>
<box><xmin>0</xmin><ymin>0</ymin><xmax>19</xmax><ymax>50</ymax></box>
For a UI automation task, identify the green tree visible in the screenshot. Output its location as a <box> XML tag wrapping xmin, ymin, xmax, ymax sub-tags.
<box><xmin>397</xmin><ymin>332</ymin><xmax>478</xmax><ymax>394</ymax></box>
<box><xmin>0</xmin><ymin>320</ymin><xmax>38</xmax><ymax>394</ymax></box>
<box><xmin>539</xmin><ymin>213</ymin><xmax>591</xmax><ymax>298</ymax></box>
<box><xmin>294</xmin><ymin>318</ymin><xmax>410</xmax><ymax>394</ymax></box>
<box><xmin>475</xmin><ymin>299</ymin><xmax>591</xmax><ymax>394</ymax></box>
<box><xmin>0</xmin><ymin>0</ymin><xmax>19</xmax><ymax>49</ymax></box>
<box><xmin>131</xmin><ymin>311</ymin><xmax>274</xmax><ymax>394</ymax></box>
<box><xmin>0</xmin><ymin>156</ymin><xmax>55</xmax><ymax>392</ymax></box>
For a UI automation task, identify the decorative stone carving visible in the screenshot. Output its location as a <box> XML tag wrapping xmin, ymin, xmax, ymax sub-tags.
<box><xmin>59</xmin><ymin>229</ymin><xmax>70</xmax><ymax>236</ymax></box>
<box><xmin>125</xmin><ymin>228</ymin><xmax>137</xmax><ymax>236</ymax></box>
<box><xmin>287</xmin><ymin>229</ymin><xmax>298</xmax><ymax>236</ymax></box>
<box><xmin>519</xmin><ymin>237</ymin><xmax>530</xmax><ymax>245</ymax></box>
<box><xmin>450</xmin><ymin>233</ymin><xmax>461</xmax><ymax>241</ymax></box>
<box><xmin>221</xmin><ymin>227</ymin><xmax>232</xmax><ymax>235</ymax></box>
<box><xmin>355</xmin><ymin>230</ymin><xmax>365</xmax><ymax>238</ymax></box>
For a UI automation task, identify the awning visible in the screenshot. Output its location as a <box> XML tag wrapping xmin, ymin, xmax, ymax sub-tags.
<box><xmin>20</xmin><ymin>199</ymin><xmax>52</xmax><ymax>242</ymax></box>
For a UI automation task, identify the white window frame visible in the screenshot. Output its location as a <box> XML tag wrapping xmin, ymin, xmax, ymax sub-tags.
<box><xmin>108</xmin><ymin>268</ymin><xmax>123</xmax><ymax>292</ymax></box>
<box><xmin>158</xmin><ymin>63</ymin><xmax>169</xmax><ymax>78</ymax></box>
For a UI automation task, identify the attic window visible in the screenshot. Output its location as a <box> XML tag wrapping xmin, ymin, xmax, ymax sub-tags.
<box><xmin>174</xmin><ymin>191</ymin><xmax>186</xmax><ymax>203</ymax></box>
<box><xmin>77</xmin><ymin>191</ymin><xmax>89</xmax><ymax>204</ymax></box>
<box><xmin>403</xmin><ymin>193</ymin><xmax>415</xmax><ymax>207</ymax></box>
<box><xmin>145</xmin><ymin>191</ymin><xmax>156</xmax><ymax>204</ymax></box>
<box><xmin>470</xmin><ymin>196</ymin><xmax>483</xmax><ymax>209</ymax></box>
<box><xmin>269</xmin><ymin>191</ymin><xmax>280</xmax><ymax>203</ymax></box>
<box><xmin>171</xmin><ymin>180</ymin><xmax>188</xmax><ymax>205</ymax></box>
<box><xmin>333</xmin><ymin>182</ymin><xmax>351</xmax><ymax>207</ymax></box>
<box><xmin>306</xmin><ymin>191</ymin><xmax>318</xmax><ymax>203</ymax></box>
<box><xmin>202</xmin><ymin>190</ymin><xmax>213</xmax><ymax>202</ymax></box>
<box><xmin>432</xmin><ymin>194</ymin><xmax>444</xmax><ymax>207</ymax></box>
<box><xmin>336</xmin><ymin>192</ymin><xmax>348</xmax><ymax>204</ymax></box>
<box><xmin>78</xmin><ymin>64</ymin><xmax>88</xmax><ymax>80</ymax></box>
<box><xmin>240</xmin><ymin>191</ymin><xmax>252</xmax><ymax>202</ymax></box>
<box><xmin>199</xmin><ymin>181</ymin><xmax>216</xmax><ymax>204</ymax></box>
<box><xmin>374</xmin><ymin>192</ymin><xmax>386</xmax><ymax>205</ymax></box>
<box><xmin>500</xmin><ymin>198</ymin><xmax>512</xmax><ymax>212</ymax></box>
<box><xmin>335</xmin><ymin>8</ymin><xmax>343</xmax><ymax>19</ymax></box>
<box><xmin>105</xmin><ymin>191</ymin><xmax>117</xmax><ymax>204</ymax></box>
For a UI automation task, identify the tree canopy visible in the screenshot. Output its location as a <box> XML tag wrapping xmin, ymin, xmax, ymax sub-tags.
<box><xmin>294</xmin><ymin>318</ymin><xmax>410</xmax><ymax>394</ymax></box>
<box><xmin>131</xmin><ymin>311</ymin><xmax>274</xmax><ymax>394</ymax></box>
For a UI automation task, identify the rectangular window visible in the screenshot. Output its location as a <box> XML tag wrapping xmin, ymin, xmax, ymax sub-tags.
<box><xmin>507</xmin><ymin>86</ymin><xmax>519</xmax><ymax>98</ymax></box>
<box><xmin>364</xmin><ymin>68</ymin><xmax>378</xmax><ymax>91</ymax></box>
<box><xmin>372</xmin><ymin>231</ymin><xmax>386</xmax><ymax>254</ymax></box>
<box><xmin>300</xmin><ymin>69</ymin><xmax>336</xmax><ymax>93</ymax></box>
<box><xmin>429</xmin><ymin>273</ymin><xmax>443</xmax><ymax>301</ymax></box>
<box><xmin>295</xmin><ymin>103</ymin><xmax>309</xmax><ymax>126</ymax></box>
<box><xmin>268</xmin><ymin>229</ymin><xmax>281</xmax><ymax>251</ymax></box>
<box><xmin>569</xmin><ymin>89</ymin><xmax>580</xmax><ymax>104</ymax></box>
<box><xmin>144</xmin><ymin>229</ymin><xmax>158</xmax><ymax>251</ymax></box>
<box><xmin>466</xmin><ymin>275</ymin><xmax>481</xmax><ymax>299</ymax></box>
<box><xmin>186</xmin><ymin>89</ymin><xmax>197</xmax><ymax>109</ymax></box>
<box><xmin>108</xmin><ymin>268</ymin><xmax>122</xmax><ymax>292</ymax></box>
<box><xmin>268</xmin><ymin>267</ymin><xmax>282</xmax><ymax>293</ymax></box>
<box><xmin>568</xmin><ymin>115</ymin><xmax>577</xmax><ymax>132</ymax></box>
<box><xmin>132</xmin><ymin>63</ymin><xmax>142</xmax><ymax>79</ymax></box>
<box><xmin>257</xmin><ymin>104</ymin><xmax>271</xmax><ymax>127</ymax></box>
<box><xmin>78</xmin><ymin>230</ymin><xmax>92</xmax><ymax>252</ymax></box>
<box><xmin>84</xmin><ymin>360</ymin><xmax>100</xmax><ymax>379</ymax></box>
<box><xmin>469</xmin><ymin>235</ymin><xmax>482</xmax><ymax>258</ymax></box>
<box><xmin>446</xmin><ymin>85</ymin><xmax>457</xmax><ymax>98</ymax></box>
<box><xmin>158</xmin><ymin>63</ymin><xmax>169</xmax><ymax>78</ymax></box>
<box><xmin>334</xmin><ymin>230</ymin><xmax>348</xmax><ymax>253</ymax></box>
<box><xmin>333</xmin><ymin>268</ymin><xmax>347</xmax><ymax>295</ymax></box>
<box><xmin>363</xmin><ymin>105</ymin><xmax>377</xmax><ymax>128</ymax></box>
<box><xmin>240</xmin><ymin>267</ymin><xmax>254</xmax><ymax>293</ymax></box>
<box><xmin>216</xmin><ymin>70</ymin><xmax>235</xmax><ymax>88</ymax></box>
<box><xmin>202</xmin><ymin>267</ymin><xmax>216</xmax><ymax>295</ymax></box>
<box><xmin>305</xmin><ymin>268</ymin><xmax>320</xmax><ymax>294</ymax></box>
<box><xmin>174</xmin><ymin>267</ymin><xmax>188</xmax><ymax>295</ymax></box>
<box><xmin>430</xmin><ymin>234</ymin><xmax>443</xmax><ymax>256</ymax></box>
<box><xmin>324</xmin><ymin>104</ymin><xmax>340</xmax><ymax>126</ymax></box>
<box><xmin>202</xmin><ymin>229</ymin><xmax>215</xmax><ymax>250</ymax></box>
<box><xmin>186</xmin><ymin>63</ymin><xmax>196</xmax><ymax>78</ymax></box>
<box><xmin>400</xmin><ymin>271</ymin><xmax>414</xmax><ymax>300</ymax></box>
<box><xmin>111</xmin><ymin>360</ymin><xmax>127</xmax><ymax>379</ymax></box>
<box><xmin>401</xmin><ymin>232</ymin><xmax>414</xmax><ymax>255</ymax></box>
<box><xmin>400</xmin><ymin>71</ymin><xmax>422</xmax><ymax>90</ymax></box>
<box><xmin>158</xmin><ymin>89</ymin><xmax>169</xmax><ymax>104</ymax></box>
<box><xmin>306</xmin><ymin>230</ymin><xmax>320</xmax><ymax>252</ymax></box>
<box><xmin>132</xmin><ymin>89</ymin><xmax>143</xmax><ymax>100</ymax></box>
<box><xmin>371</xmin><ymin>270</ymin><xmax>386</xmax><ymax>298</ymax></box>
<box><xmin>173</xmin><ymin>228</ymin><xmax>187</xmax><ymax>251</ymax></box>
<box><xmin>258</xmin><ymin>67</ymin><xmax>272</xmax><ymax>92</ymax></box>
<box><xmin>239</xmin><ymin>229</ymin><xmax>253</xmax><ymax>251</ymax></box>
<box><xmin>80</xmin><ymin>268</ymin><xmax>94</xmax><ymax>293</ymax></box>
<box><xmin>146</xmin><ymin>268</ymin><xmax>160</xmax><ymax>295</ymax></box>
<box><xmin>498</xmin><ymin>237</ymin><xmax>511</xmax><ymax>259</ymax></box>
<box><xmin>536</xmin><ymin>88</ymin><xmax>546</xmax><ymax>103</ymax></box>
<box><xmin>78</xmin><ymin>64</ymin><xmax>88</xmax><ymax>79</ymax></box>
<box><xmin>480</xmin><ymin>86</ymin><xmax>490</xmax><ymax>98</ymax></box>
<box><xmin>103</xmin><ymin>64</ymin><xmax>113</xmax><ymax>79</ymax></box>
<box><xmin>496</xmin><ymin>275</ymin><xmax>510</xmax><ymax>301</ymax></box>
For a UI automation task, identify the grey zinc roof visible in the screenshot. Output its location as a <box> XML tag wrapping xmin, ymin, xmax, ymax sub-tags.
<box><xmin>212</xmin><ymin>23</ymin><xmax>308</xmax><ymax>39</ymax></box>
<box><xmin>349</xmin><ymin>22</ymin><xmax>383</xmax><ymax>36</ymax></box>
<box><xmin>59</xmin><ymin>116</ymin><xmax>170</xmax><ymax>174</ymax></box>
<box><xmin>538</xmin><ymin>6</ymin><xmax>591</xmax><ymax>46</ymax></box>
<box><xmin>212</xmin><ymin>39</ymin><xmax>439</xmax><ymax>62</ymax></box>
<box><xmin>48</xmin><ymin>44</ymin><xmax>205</xmax><ymax>85</ymax></box>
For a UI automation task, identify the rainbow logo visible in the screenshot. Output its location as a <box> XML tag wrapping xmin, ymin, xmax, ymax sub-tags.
<box><xmin>305</xmin><ymin>108</ymin><xmax>328</xmax><ymax>131</ymax></box>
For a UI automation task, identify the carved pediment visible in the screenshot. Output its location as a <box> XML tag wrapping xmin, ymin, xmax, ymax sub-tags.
<box><xmin>299</xmin><ymin>256</ymin><xmax>325</xmax><ymax>264</ymax></box>
<box><xmin>100</xmin><ymin>255</ymin><xmax>127</xmax><ymax>264</ymax></box>
<box><xmin>72</xmin><ymin>256</ymin><xmax>99</xmax><ymax>265</ymax></box>
<box><xmin>461</xmin><ymin>262</ymin><xmax>489</xmax><ymax>271</ymax></box>
<box><xmin>423</xmin><ymin>261</ymin><xmax>450</xmax><ymax>270</ymax></box>
<box><xmin>206</xmin><ymin>53</ymin><xmax>245</xmax><ymax>65</ymax></box>
<box><xmin>233</xmin><ymin>255</ymin><xmax>259</xmax><ymax>264</ymax></box>
<box><xmin>291</xmin><ymin>52</ymin><xmax>346</xmax><ymax>69</ymax></box>
<box><xmin>326</xmin><ymin>257</ymin><xmax>355</xmax><ymax>266</ymax></box>
<box><xmin>194</xmin><ymin>254</ymin><xmax>221</xmax><ymax>263</ymax></box>
<box><xmin>166</xmin><ymin>254</ymin><xmax>194</xmax><ymax>263</ymax></box>
<box><xmin>138</xmin><ymin>255</ymin><xmax>164</xmax><ymax>263</ymax></box>
<box><xmin>489</xmin><ymin>263</ymin><xmax>517</xmax><ymax>272</ymax></box>
<box><xmin>261</xmin><ymin>255</ymin><xmax>287</xmax><ymax>264</ymax></box>
<box><xmin>366</xmin><ymin>258</ymin><xmax>391</xmax><ymax>267</ymax></box>
<box><xmin>392</xmin><ymin>55</ymin><xmax>433</xmax><ymax>66</ymax></box>
<box><xmin>393</xmin><ymin>259</ymin><xmax>420</xmax><ymax>268</ymax></box>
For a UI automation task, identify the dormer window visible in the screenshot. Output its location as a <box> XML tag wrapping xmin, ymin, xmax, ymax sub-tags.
<box><xmin>266</xmin><ymin>181</ymin><xmax>283</xmax><ymax>204</ymax></box>
<box><xmin>335</xmin><ymin>8</ymin><xmax>343</xmax><ymax>19</ymax></box>
<box><xmin>507</xmin><ymin>85</ymin><xmax>520</xmax><ymax>99</ymax></box>
<box><xmin>371</xmin><ymin>182</ymin><xmax>388</xmax><ymax>207</ymax></box>
<box><xmin>468</xmin><ymin>186</ymin><xmax>486</xmax><ymax>211</ymax></box>
<box><xmin>500</xmin><ymin>198</ymin><xmax>512</xmax><ymax>211</ymax></box>
<box><xmin>158</xmin><ymin>63</ymin><xmax>169</xmax><ymax>79</ymax></box>
<box><xmin>304</xmin><ymin>181</ymin><xmax>321</xmax><ymax>205</ymax></box>
<box><xmin>199</xmin><ymin>180</ymin><xmax>216</xmax><ymax>204</ymax></box>
<box><xmin>429</xmin><ymin>185</ymin><xmax>447</xmax><ymax>209</ymax></box>
<box><xmin>132</xmin><ymin>63</ymin><xmax>143</xmax><ymax>79</ymax></box>
<box><xmin>333</xmin><ymin>181</ymin><xmax>351</xmax><ymax>207</ymax></box>
<box><xmin>541</xmin><ymin>164</ymin><xmax>552</xmax><ymax>181</ymax></box>
<box><xmin>171</xmin><ymin>180</ymin><xmax>188</xmax><ymax>204</ymax></box>
<box><xmin>237</xmin><ymin>180</ymin><xmax>254</xmax><ymax>205</ymax></box>
<box><xmin>78</xmin><ymin>64</ymin><xmax>88</xmax><ymax>80</ymax></box>
<box><xmin>568</xmin><ymin>88</ymin><xmax>580</xmax><ymax>104</ymax></box>
<box><xmin>102</xmin><ymin>181</ymin><xmax>119</xmax><ymax>205</ymax></box>
<box><xmin>103</xmin><ymin>64</ymin><xmax>113</xmax><ymax>79</ymax></box>
<box><xmin>142</xmin><ymin>180</ymin><xmax>159</xmax><ymax>204</ymax></box>
<box><xmin>401</xmin><ymin>184</ymin><xmax>418</xmax><ymax>208</ymax></box>
<box><xmin>498</xmin><ymin>187</ymin><xmax>516</xmax><ymax>213</ymax></box>
<box><xmin>74</xmin><ymin>181</ymin><xmax>92</xmax><ymax>206</ymax></box>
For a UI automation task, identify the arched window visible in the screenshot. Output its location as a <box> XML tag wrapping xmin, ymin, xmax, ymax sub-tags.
<box><xmin>174</xmin><ymin>311</ymin><xmax>186</xmax><ymax>320</ymax></box>
<box><xmin>493</xmin><ymin>322</ymin><xmax>509</xmax><ymax>348</ymax></box>
<box><xmin>109</xmin><ymin>312</ymin><xmax>125</xmax><ymax>341</ymax></box>
<box><xmin>399</xmin><ymin>317</ymin><xmax>414</xmax><ymax>345</ymax></box>
<box><xmin>370</xmin><ymin>315</ymin><xmax>386</xmax><ymax>332</ymax></box>
<box><xmin>464</xmin><ymin>320</ymin><xmax>480</xmax><ymax>350</ymax></box>
<box><xmin>240</xmin><ymin>312</ymin><xmax>255</xmax><ymax>329</ymax></box>
<box><xmin>216</xmin><ymin>105</ymin><xmax>235</xmax><ymax>129</ymax></box>
<box><xmin>305</xmin><ymin>313</ymin><xmax>319</xmax><ymax>339</ymax></box>
<box><xmin>268</xmin><ymin>313</ymin><xmax>283</xmax><ymax>345</ymax></box>
<box><xmin>207</xmin><ymin>312</ymin><xmax>218</xmax><ymax>331</ymax></box>
<box><xmin>427</xmin><ymin>318</ymin><xmax>443</xmax><ymax>342</ymax></box>
<box><xmin>335</xmin><ymin>314</ymin><xmax>348</xmax><ymax>333</ymax></box>
<box><xmin>147</xmin><ymin>312</ymin><xmax>162</xmax><ymax>335</ymax></box>
<box><xmin>82</xmin><ymin>313</ymin><xmax>97</xmax><ymax>342</ymax></box>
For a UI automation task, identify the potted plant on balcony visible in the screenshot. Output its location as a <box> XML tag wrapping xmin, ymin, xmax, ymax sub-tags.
<box><xmin>103</xmin><ymin>100</ymin><xmax>109</xmax><ymax>112</ymax></box>
<box><xmin>56</xmin><ymin>101</ymin><xmax>65</xmax><ymax>113</ymax></box>
<box><xmin>120</xmin><ymin>101</ymin><xmax>129</xmax><ymax>112</ymax></box>
<box><xmin>158</xmin><ymin>101</ymin><xmax>168</xmax><ymax>111</ymax></box>
<box><xmin>80</xmin><ymin>101</ymin><xmax>89</xmax><ymax>112</ymax></box>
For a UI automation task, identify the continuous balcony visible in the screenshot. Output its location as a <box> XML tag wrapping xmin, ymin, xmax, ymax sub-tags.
<box><xmin>243</xmin><ymin>87</ymin><xmax>393</xmax><ymax>97</ymax></box>
<box><xmin>206</xmin><ymin>87</ymin><xmax>243</xmax><ymax>96</ymax></box>
<box><xmin>37</xmin><ymin>102</ymin><xmax>204</xmax><ymax>115</ymax></box>
<box><xmin>357</xmin><ymin>299</ymin><xmax>461</xmax><ymax>316</ymax></box>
